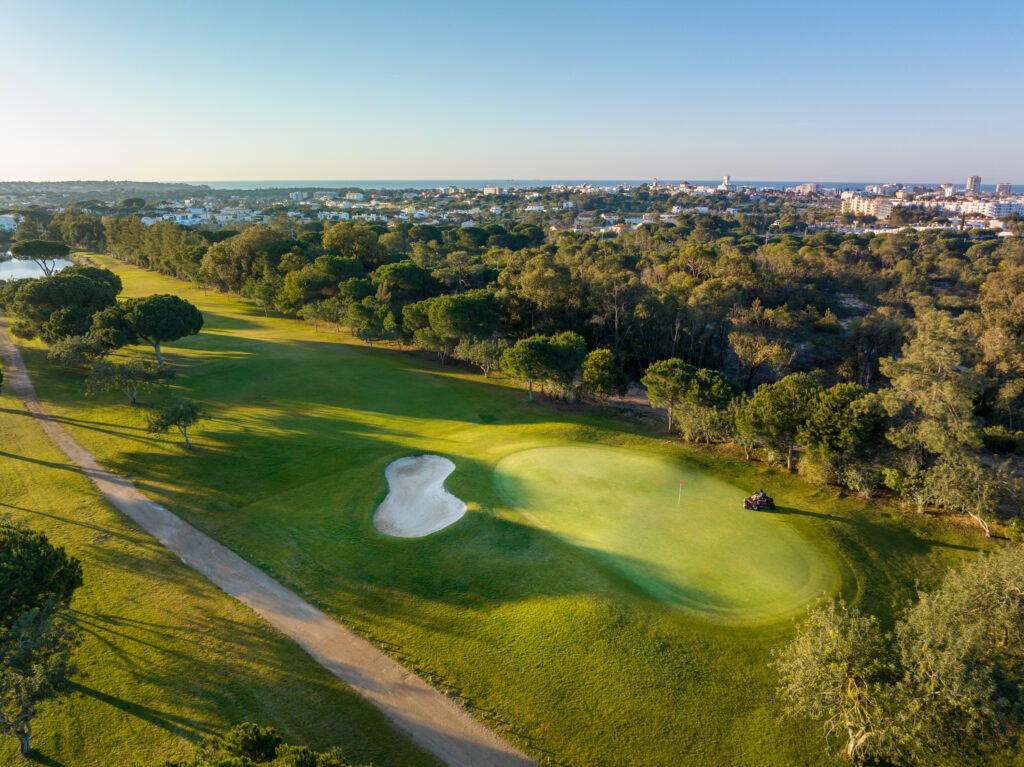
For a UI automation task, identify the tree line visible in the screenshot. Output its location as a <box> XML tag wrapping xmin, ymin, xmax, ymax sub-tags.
<box><xmin>9</xmin><ymin>211</ymin><xmax>1023</xmax><ymax>528</ymax></box>
<box><xmin>90</xmin><ymin>214</ymin><xmax>1024</xmax><ymax>535</ymax></box>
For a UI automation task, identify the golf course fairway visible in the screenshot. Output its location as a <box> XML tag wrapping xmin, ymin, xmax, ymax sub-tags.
<box><xmin>495</xmin><ymin>445</ymin><xmax>836</xmax><ymax>622</ymax></box>
<box><xmin>9</xmin><ymin>252</ymin><xmax>991</xmax><ymax>767</ymax></box>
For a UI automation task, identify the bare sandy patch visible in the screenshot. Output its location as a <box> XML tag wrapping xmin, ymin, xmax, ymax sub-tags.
<box><xmin>373</xmin><ymin>455</ymin><xmax>467</xmax><ymax>538</ymax></box>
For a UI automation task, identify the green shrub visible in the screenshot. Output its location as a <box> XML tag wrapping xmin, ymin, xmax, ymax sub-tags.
<box><xmin>982</xmin><ymin>425</ymin><xmax>1023</xmax><ymax>454</ymax></box>
<box><xmin>155</xmin><ymin>723</ymin><xmax>356</xmax><ymax>766</ymax></box>
<box><xmin>797</xmin><ymin>453</ymin><xmax>834</xmax><ymax>486</ymax></box>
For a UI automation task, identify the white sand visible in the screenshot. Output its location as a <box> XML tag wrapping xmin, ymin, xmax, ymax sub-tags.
<box><xmin>373</xmin><ymin>455</ymin><xmax>467</xmax><ymax>538</ymax></box>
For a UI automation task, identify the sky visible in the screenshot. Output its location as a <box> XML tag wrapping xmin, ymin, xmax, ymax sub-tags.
<box><xmin>1</xmin><ymin>0</ymin><xmax>1021</xmax><ymax>183</ymax></box>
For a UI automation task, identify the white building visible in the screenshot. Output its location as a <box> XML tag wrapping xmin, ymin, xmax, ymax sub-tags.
<box><xmin>482</xmin><ymin>186</ymin><xmax>502</xmax><ymax>195</ymax></box>
<box><xmin>795</xmin><ymin>183</ymin><xmax>819</xmax><ymax>195</ymax></box>
<box><xmin>345</xmin><ymin>192</ymin><xmax>364</xmax><ymax>201</ymax></box>
<box><xmin>996</xmin><ymin>182</ymin><xmax>1013</xmax><ymax>196</ymax></box>
<box><xmin>841</xmin><ymin>197</ymin><xmax>893</xmax><ymax>219</ymax></box>
<box><xmin>984</xmin><ymin>200</ymin><xmax>1024</xmax><ymax>218</ymax></box>
<box><xmin>966</xmin><ymin>175</ymin><xmax>981</xmax><ymax>194</ymax></box>
<box><xmin>717</xmin><ymin>175</ymin><xmax>736</xmax><ymax>191</ymax></box>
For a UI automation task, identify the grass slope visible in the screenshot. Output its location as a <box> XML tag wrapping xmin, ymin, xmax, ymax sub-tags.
<box><xmin>0</xmin><ymin>376</ymin><xmax>436</xmax><ymax>765</ymax></box>
<box><xmin>14</xmin><ymin>253</ymin><xmax>996</xmax><ymax>766</ymax></box>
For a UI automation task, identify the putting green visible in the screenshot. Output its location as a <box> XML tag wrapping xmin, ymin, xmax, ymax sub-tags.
<box><xmin>494</xmin><ymin>445</ymin><xmax>837</xmax><ymax>622</ymax></box>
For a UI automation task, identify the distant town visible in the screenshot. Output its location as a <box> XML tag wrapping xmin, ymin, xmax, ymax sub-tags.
<box><xmin>1</xmin><ymin>175</ymin><xmax>1021</xmax><ymax>247</ymax></box>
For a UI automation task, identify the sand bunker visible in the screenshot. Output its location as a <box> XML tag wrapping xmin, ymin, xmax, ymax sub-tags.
<box><xmin>373</xmin><ymin>455</ymin><xmax>467</xmax><ymax>538</ymax></box>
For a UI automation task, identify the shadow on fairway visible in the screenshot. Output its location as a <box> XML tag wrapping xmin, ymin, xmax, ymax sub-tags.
<box><xmin>190</xmin><ymin>310</ymin><xmax>263</xmax><ymax>332</ymax></box>
<box><xmin>0</xmin><ymin>501</ymin><xmax>160</xmax><ymax>549</ymax></box>
<box><xmin>773</xmin><ymin>505</ymin><xmax>980</xmax><ymax>553</ymax></box>
<box><xmin>69</xmin><ymin>682</ymin><xmax>219</xmax><ymax>741</ymax></box>
<box><xmin>0</xmin><ymin>447</ymin><xmax>89</xmax><ymax>474</ymax></box>
<box><xmin>27</xmin><ymin>751</ymin><xmax>67</xmax><ymax>767</ymax></box>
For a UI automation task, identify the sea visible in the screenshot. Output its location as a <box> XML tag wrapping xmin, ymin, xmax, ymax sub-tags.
<box><xmin>193</xmin><ymin>179</ymin><xmax>1022</xmax><ymax>194</ymax></box>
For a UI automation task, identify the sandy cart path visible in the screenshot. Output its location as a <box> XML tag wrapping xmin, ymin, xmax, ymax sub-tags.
<box><xmin>0</xmin><ymin>323</ymin><xmax>536</xmax><ymax>767</ymax></box>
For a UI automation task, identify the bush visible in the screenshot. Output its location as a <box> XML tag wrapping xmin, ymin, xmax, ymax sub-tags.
<box><xmin>1005</xmin><ymin>517</ymin><xmax>1024</xmax><ymax>542</ymax></box>
<box><xmin>47</xmin><ymin>334</ymin><xmax>110</xmax><ymax>366</ymax></box>
<box><xmin>844</xmin><ymin>462</ymin><xmax>880</xmax><ymax>499</ymax></box>
<box><xmin>982</xmin><ymin>425</ymin><xmax>1022</xmax><ymax>454</ymax></box>
<box><xmin>797</xmin><ymin>453</ymin><xmax>833</xmax><ymax>487</ymax></box>
<box><xmin>155</xmin><ymin>722</ymin><xmax>357</xmax><ymax>766</ymax></box>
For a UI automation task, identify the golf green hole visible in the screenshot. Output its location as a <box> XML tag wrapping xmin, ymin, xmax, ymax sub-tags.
<box><xmin>493</xmin><ymin>445</ymin><xmax>837</xmax><ymax>623</ymax></box>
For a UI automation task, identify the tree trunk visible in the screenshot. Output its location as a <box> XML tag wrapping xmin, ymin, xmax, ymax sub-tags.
<box><xmin>742</xmin><ymin>444</ymin><xmax>753</xmax><ymax>461</ymax></box>
<box><xmin>527</xmin><ymin>380</ymin><xmax>533</xmax><ymax>402</ymax></box>
<box><xmin>970</xmin><ymin>511</ymin><xmax>991</xmax><ymax>537</ymax></box>
<box><xmin>842</xmin><ymin>726</ymin><xmax>871</xmax><ymax>762</ymax></box>
<box><xmin>744</xmin><ymin>362</ymin><xmax>760</xmax><ymax>393</ymax></box>
<box><xmin>667</xmin><ymin>405</ymin><xmax>673</xmax><ymax>432</ymax></box>
<box><xmin>153</xmin><ymin>342</ymin><xmax>163</xmax><ymax>365</ymax></box>
<box><xmin>179</xmin><ymin>426</ymin><xmax>191</xmax><ymax>450</ymax></box>
<box><xmin>787</xmin><ymin>444</ymin><xmax>795</xmax><ymax>472</ymax></box>
<box><xmin>17</xmin><ymin>720</ymin><xmax>31</xmax><ymax>757</ymax></box>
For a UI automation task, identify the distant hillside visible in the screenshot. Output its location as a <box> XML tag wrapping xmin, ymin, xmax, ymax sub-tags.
<box><xmin>0</xmin><ymin>180</ymin><xmax>211</xmax><ymax>205</ymax></box>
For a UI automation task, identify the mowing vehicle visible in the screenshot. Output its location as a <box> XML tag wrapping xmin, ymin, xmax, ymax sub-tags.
<box><xmin>743</xmin><ymin>490</ymin><xmax>775</xmax><ymax>511</ymax></box>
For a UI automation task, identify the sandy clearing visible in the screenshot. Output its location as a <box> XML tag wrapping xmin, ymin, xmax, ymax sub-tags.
<box><xmin>374</xmin><ymin>455</ymin><xmax>467</xmax><ymax>538</ymax></box>
<box><xmin>0</xmin><ymin>323</ymin><xmax>536</xmax><ymax>767</ymax></box>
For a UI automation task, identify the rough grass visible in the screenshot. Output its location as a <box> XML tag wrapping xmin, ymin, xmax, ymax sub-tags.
<box><xmin>11</xmin><ymin>253</ymin><xmax>998</xmax><ymax>766</ymax></box>
<box><xmin>0</xmin><ymin>380</ymin><xmax>437</xmax><ymax>765</ymax></box>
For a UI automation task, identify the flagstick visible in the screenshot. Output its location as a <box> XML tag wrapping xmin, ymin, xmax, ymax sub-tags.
<box><xmin>678</xmin><ymin>481</ymin><xmax>682</xmax><ymax>505</ymax></box>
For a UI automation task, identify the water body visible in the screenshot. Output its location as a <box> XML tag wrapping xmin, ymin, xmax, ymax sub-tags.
<box><xmin>194</xmin><ymin>179</ymin><xmax>1021</xmax><ymax>193</ymax></box>
<box><xmin>0</xmin><ymin>258</ymin><xmax>73</xmax><ymax>280</ymax></box>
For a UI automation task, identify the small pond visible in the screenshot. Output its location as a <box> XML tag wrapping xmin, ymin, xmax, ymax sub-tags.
<box><xmin>0</xmin><ymin>258</ymin><xmax>74</xmax><ymax>280</ymax></box>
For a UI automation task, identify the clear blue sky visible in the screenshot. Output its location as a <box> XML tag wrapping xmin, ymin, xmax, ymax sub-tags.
<box><xmin>2</xmin><ymin>0</ymin><xmax>1021</xmax><ymax>183</ymax></box>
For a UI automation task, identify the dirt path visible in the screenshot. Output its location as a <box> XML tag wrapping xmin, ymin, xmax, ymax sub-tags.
<box><xmin>0</xmin><ymin>324</ymin><xmax>536</xmax><ymax>767</ymax></box>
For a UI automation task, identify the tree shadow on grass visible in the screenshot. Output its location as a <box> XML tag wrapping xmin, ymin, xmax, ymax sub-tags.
<box><xmin>69</xmin><ymin>682</ymin><xmax>220</xmax><ymax>741</ymax></box>
<box><xmin>60</xmin><ymin>597</ymin><xmax>440</xmax><ymax>763</ymax></box>
<box><xmin>773</xmin><ymin>504</ymin><xmax>982</xmax><ymax>553</ymax></box>
<box><xmin>27</xmin><ymin>751</ymin><xmax>67</xmax><ymax>767</ymax></box>
<box><xmin>0</xmin><ymin>501</ymin><xmax>159</xmax><ymax>549</ymax></box>
<box><xmin>0</xmin><ymin>448</ymin><xmax>86</xmax><ymax>475</ymax></box>
<box><xmin>187</xmin><ymin>310</ymin><xmax>263</xmax><ymax>333</ymax></box>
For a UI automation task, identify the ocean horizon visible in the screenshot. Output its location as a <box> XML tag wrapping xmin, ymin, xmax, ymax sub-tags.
<box><xmin>189</xmin><ymin>179</ymin><xmax>1021</xmax><ymax>194</ymax></box>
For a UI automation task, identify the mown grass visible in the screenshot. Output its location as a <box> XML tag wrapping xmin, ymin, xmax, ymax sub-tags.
<box><xmin>492</xmin><ymin>444</ymin><xmax>838</xmax><ymax>623</ymax></box>
<box><xmin>0</xmin><ymin>377</ymin><xmax>437</xmax><ymax>765</ymax></box>
<box><xmin>12</xmin><ymin>253</ymin><xmax>998</xmax><ymax>766</ymax></box>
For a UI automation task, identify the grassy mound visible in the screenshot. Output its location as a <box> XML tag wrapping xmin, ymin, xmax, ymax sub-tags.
<box><xmin>494</xmin><ymin>445</ymin><xmax>837</xmax><ymax>622</ymax></box>
<box><xmin>9</xmin><ymin>252</ymin><xmax>994</xmax><ymax>766</ymax></box>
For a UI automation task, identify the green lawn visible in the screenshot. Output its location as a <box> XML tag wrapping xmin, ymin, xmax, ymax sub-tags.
<box><xmin>0</xmin><ymin>371</ymin><xmax>436</xmax><ymax>765</ymax></box>
<box><xmin>493</xmin><ymin>444</ymin><xmax>837</xmax><ymax>623</ymax></box>
<box><xmin>12</xmin><ymin>253</ymin><xmax>996</xmax><ymax>766</ymax></box>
